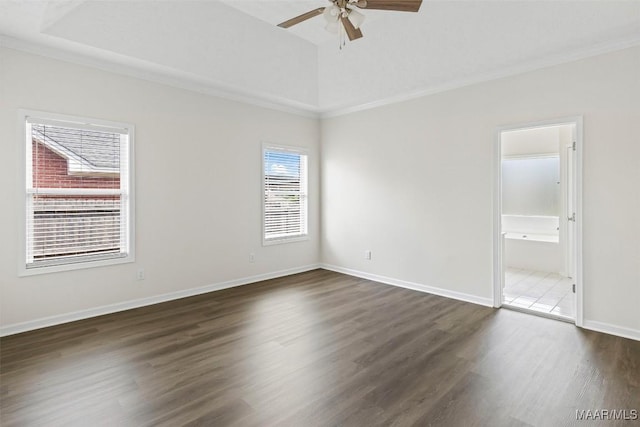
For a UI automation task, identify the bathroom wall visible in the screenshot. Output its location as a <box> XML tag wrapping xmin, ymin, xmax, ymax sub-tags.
<box><xmin>501</xmin><ymin>124</ymin><xmax>573</xmax><ymax>275</ymax></box>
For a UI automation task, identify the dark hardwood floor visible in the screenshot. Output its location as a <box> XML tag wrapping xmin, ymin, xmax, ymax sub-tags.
<box><xmin>1</xmin><ymin>269</ymin><xmax>638</xmax><ymax>426</ymax></box>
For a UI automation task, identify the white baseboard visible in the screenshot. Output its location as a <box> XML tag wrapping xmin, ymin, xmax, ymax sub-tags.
<box><xmin>5</xmin><ymin>263</ymin><xmax>637</xmax><ymax>343</ymax></box>
<box><xmin>0</xmin><ymin>264</ymin><xmax>321</xmax><ymax>337</ymax></box>
<box><xmin>582</xmin><ymin>320</ymin><xmax>640</xmax><ymax>342</ymax></box>
<box><xmin>322</xmin><ymin>265</ymin><xmax>640</xmax><ymax>342</ymax></box>
<box><xmin>321</xmin><ymin>264</ymin><xmax>494</xmax><ymax>307</ymax></box>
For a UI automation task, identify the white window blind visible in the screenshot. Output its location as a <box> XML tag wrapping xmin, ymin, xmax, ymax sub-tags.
<box><xmin>24</xmin><ymin>115</ymin><xmax>133</xmax><ymax>271</ymax></box>
<box><xmin>263</xmin><ymin>146</ymin><xmax>308</xmax><ymax>243</ymax></box>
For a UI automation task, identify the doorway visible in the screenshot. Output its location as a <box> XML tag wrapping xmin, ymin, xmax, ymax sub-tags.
<box><xmin>493</xmin><ymin>118</ymin><xmax>582</xmax><ymax>324</ymax></box>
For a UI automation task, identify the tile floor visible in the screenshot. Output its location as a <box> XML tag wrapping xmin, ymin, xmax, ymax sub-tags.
<box><xmin>503</xmin><ymin>268</ymin><xmax>575</xmax><ymax>319</ymax></box>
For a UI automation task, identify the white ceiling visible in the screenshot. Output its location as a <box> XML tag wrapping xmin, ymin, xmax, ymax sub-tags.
<box><xmin>1</xmin><ymin>1</ymin><xmax>639</xmax><ymax>114</ymax></box>
<box><xmin>221</xmin><ymin>0</ymin><xmax>390</xmax><ymax>45</ymax></box>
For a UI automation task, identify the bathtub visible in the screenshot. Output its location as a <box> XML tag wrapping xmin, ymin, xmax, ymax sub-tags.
<box><xmin>502</xmin><ymin>215</ymin><xmax>561</xmax><ymax>273</ymax></box>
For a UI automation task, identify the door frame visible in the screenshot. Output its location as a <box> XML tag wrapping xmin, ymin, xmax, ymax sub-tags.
<box><xmin>492</xmin><ymin>116</ymin><xmax>583</xmax><ymax>326</ymax></box>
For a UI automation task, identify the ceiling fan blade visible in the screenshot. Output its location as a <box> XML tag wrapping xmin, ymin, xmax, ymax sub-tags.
<box><xmin>341</xmin><ymin>16</ymin><xmax>363</xmax><ymax>41</ymax></box>
<box><xmin>356</xmin><ymin>0</ymin><xmax>422</xmax><ymax>12</ymax></box>
<box><xmin>277</xmin><ymin>7</ymin><xmax>325</xmax><ymax>28</ymax></box>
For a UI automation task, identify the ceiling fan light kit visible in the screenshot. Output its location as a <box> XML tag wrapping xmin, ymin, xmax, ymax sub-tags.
<box><xmin>277</xmin><ymin>0</ymin><xmax>423</xmax><ymax>48</ymax></box>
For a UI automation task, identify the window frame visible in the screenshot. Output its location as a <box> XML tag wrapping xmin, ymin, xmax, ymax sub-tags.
<box><xmin>18</xmin><ymin>109</ymin><xmax>135</xmax><ymax>276</ymax></box>
<box><xmin>262</xmin><ymin>143</ymin><xmax>309</xmax><ymax>246</ymax></box>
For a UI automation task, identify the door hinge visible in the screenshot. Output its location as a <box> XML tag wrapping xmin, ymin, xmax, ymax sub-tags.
<box><xmin>572</xmin><ymin>284</ymin><xmax>576</xmax><ymax>293</ymax></box>
<box><xmin>568</xmin><ymin>212</ymin><xmax>576</xmax><ymax>222</ymax></box>
<box><xmin>572</xmin><ymin>141</ymin><xmax>576</xmax><ymax>151</ymax></box>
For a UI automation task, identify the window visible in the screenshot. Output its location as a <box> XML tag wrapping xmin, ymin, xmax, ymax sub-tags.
<box><xmin>263</xmin><ymin>145</ymin><xmax>308</xmax><ymax>244</ymax></box>
<box><xmin>21</xmin><ymin>111</ymin><xmax>134</xmax><ymax>274</ymax></box>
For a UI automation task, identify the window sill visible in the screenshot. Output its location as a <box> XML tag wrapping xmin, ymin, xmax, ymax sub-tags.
<box><xmin>19</xmin><ymin>254</ymin><xmax>134</xmax><ymax>276</ymax></box>
<box><xmin>263</xmin><ymin>235</ymin><xmax>309</xmax><ymax>246</ymax></box>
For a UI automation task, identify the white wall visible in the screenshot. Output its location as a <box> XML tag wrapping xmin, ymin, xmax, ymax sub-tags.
<box><xmin>0</xmin><ymin>47</ymin><xmax>320</xmax><ymax>330</ymax></box>
<box><xmin>321</xmin><ymin>46</ymin><xmax>640</xmax><ymax>334</ymax></box>
<box><xmin>2</xmin><ymin>44</ymin><xmax>639</xmax><ymax>339</ymax></box>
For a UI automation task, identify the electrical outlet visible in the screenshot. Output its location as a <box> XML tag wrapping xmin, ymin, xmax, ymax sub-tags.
<box><xmin>249</xmin><ymin>253</ymin><xmax>255</xmax><ymax>263</ymax></box>
<box><xmin>137</xmin><ymin>268</ymin><xmax>145</xmax><ymax>280</ymax></box>
<box><xmin>364</xmin><ymin>250</ymin><xmax>372</xmax><ymax>260</ymax></box>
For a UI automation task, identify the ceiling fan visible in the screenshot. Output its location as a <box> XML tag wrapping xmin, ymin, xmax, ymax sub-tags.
<box><xmin>277</xmin><ymin>0</ymin><xmax>423</xmax><ymax>43</ymax></box>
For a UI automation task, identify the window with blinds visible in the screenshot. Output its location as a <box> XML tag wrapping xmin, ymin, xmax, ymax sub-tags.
<box><xmin>22</xmin><ymin>112</ymin><xmax>134</xmax><ymax>273</ymax></box>
<box><xmin>263</xmin><ymin>146</ymin><xmax>308</xmax><ymax>244</ymax></box>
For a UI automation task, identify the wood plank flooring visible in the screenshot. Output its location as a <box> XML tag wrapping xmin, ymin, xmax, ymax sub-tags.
<box><xmin>1</xmin><ymin>269</ymin><xmax>638</xmax><ymax>426</ymax></box>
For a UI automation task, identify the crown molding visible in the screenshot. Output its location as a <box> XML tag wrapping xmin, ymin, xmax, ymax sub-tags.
<box><xmin>0</xmin><ymin>35</ymin><xmax>322</xmax><ymax>119</ymax></box>
<box><xmin>3</xmin><ymin>33</ymin><xmax>640</xmax><ymax>120</ymax></box>
<box><xmin>320</xmin><ymin>34</ymin><xmax>640</xmax><ymax>118</ymax></box>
